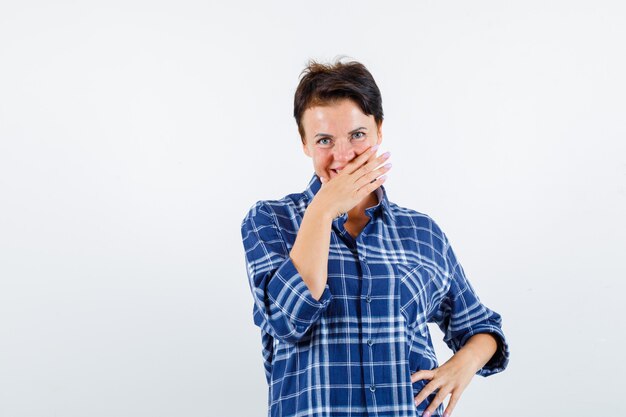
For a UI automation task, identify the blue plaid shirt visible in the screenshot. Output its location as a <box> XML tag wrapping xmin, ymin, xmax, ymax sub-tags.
<box><xmin>240</xmin><ymin>173</ymin><xmax>510</xmax><ymax>417</ymax></box>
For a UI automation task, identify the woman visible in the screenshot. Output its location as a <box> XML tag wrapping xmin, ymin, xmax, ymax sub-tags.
<box><xmin>240</xmin><ymin>59</ymin><xmax>510</xmax><ymax>417</ymax></box>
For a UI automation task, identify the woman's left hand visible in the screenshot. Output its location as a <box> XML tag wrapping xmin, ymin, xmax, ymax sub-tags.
<box><xmin>411</xmin><ymin>333</ymin><xmax>497</xmax><ymax>417</ymax></box>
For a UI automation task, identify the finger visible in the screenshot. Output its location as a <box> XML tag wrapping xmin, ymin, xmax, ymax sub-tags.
<box><xmin>411</xmin><ymin>370</ymin><xmax>435</xmax><ymax>383</ymax></box>
<box><xmin>443</xmin><ymin>392</ymin><xmax>461</xmax><ymax>417</ymax></box>
<box><xmin>353</xmin><ymin>151</ymin><xmax>391</xmax><ymax>187</ymax></box>
<box><xmin>319</xmin><ymin>176</ymin><xmax>326</xmax><ymax>184</ymax></box>
<box><xmin>344</xmin><ymin>144</ymin><xmax>379</xmax><ymax>175</ymax></box>
<box><xmin>423</xmin><ymin>386</ymin><xmax>450</xmax><ymax>417</ymax></box>
<box><xmin>356</xmin><ymin>174</ymin><xmax>387</xmax><ymax>195</ymax></box>
<box><xmin>355</xmin><ymin>159</ymin><xmax>392</xmax><ymax>190</ymax></box>
<box><xmin>413</xmin><ymin>378</ymin><xmax>439</xmax><ymax>408</ymax></box>
<box><xmin>360</xmin><ymin>150</ymin><xmax>391</xmax><ymax>176</ymax></box>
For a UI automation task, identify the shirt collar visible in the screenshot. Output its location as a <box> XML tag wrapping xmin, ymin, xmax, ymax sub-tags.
<box><xmin>303</xmin><ymin>172</ymin><xmax>395</xmax><ymax>222</ymax></box>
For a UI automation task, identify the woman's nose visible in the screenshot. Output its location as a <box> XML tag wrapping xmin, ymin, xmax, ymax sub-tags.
<box><xmin>332</xmin><ymin>142</ymin><xmax>355</xmax><ymax>162</ymax></box>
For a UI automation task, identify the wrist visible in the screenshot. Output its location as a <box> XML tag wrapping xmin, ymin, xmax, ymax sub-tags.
<box><xmin>456</xmin><ymin>344</ymin><xmax>485</xmax><ymax>373</ymax></box>
<box><xmin>307</xmin><ymin>199</ymin><xmax>335</xmax><ymax>223</ymax></box>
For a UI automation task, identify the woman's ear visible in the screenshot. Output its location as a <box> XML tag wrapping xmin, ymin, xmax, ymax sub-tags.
<box><xmin>302</xmin><ymin>140</ymin><xmax>311</xmax><ymax>157</ymax></box>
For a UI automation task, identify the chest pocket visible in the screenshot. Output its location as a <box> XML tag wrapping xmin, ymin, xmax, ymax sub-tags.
<box><xmin>396</xmin><ymin>262</ymin><xmax>434</xmax><ymax>339</ymax></box>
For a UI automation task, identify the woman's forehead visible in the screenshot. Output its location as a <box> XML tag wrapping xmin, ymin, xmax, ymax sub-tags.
<box><xmin>303</xmin><ymin>100</ymin><xmax>375</xmax><ymax>132</ymax></box>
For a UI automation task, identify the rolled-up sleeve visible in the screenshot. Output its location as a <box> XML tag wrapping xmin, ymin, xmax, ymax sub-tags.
<box><xmin>431</xmin><ymin>232</ymin><xmax>510</xmax><ymax>377</ymax></box>
<box><xmin>241</xmin><ymin>201</ymin><xmax>333</xmax><ymax>344</ymax></box>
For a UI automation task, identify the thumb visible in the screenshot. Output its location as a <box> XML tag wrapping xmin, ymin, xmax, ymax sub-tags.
<box><xmin>319</xmin><ymin>176</ymin><xmax>326</xmax><ymax>184</ymax></box>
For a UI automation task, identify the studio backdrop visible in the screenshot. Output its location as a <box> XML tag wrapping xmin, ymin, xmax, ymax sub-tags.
<box><xmin>0</xmin><ymin>1</ymin><xmax>624</xmax><ymax>416</ymax></box>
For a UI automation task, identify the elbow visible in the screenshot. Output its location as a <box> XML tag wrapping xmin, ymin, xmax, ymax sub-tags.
<box><xmin>252</xmin><ymin>301</ymin><xmax>324</xmax><ymax>345</ymax></box>
<box><xmin>276</xmin><ymin>325</ymin><xmax>316</xmax><ymax>344</ymax></box>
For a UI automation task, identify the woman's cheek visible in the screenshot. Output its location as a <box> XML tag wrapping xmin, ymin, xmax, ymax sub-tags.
<box><xmin>353</xmin><ymin>143</ymin><xmax>370</xmax><ymax>156</ymax></box>
<box><xmin>317</xmin><ymin>151</ymin><xmax>332</xmax><ymax>165</ymax></box>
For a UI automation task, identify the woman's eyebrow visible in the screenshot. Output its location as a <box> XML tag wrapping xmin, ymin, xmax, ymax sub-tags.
<box><xmin>314</xmin><ymin>127</ymin><xmax>368</xmax><ymax>138</ymax></box>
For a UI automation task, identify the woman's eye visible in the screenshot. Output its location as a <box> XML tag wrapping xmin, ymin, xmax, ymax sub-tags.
<box><xmin>317</xmin><ymin>138</ymin><xmax>331</xmax><ymax>145</ymax></box>
<box><xmin>352</xmin><ymin>131</ymin><xmax>365</xmax><ymax>139</ymax></box>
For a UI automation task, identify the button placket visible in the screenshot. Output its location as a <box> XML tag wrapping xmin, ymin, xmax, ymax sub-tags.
<box><xmin>359</xmin><ymin>251</ymin><xmax>377</xmax><ymax>402</ymax></box>
<box><xmin>357</xmin><ymin>233</ymin><xmax>379</xmax><ymax>405</ymax></box>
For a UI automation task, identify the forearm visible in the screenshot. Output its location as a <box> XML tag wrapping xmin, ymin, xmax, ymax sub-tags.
<box><xmin>289</xmin><ymin>200</ymin><xmax>333</xmax><ymax>300</ymax></box>
<box><xmin>455</xmin><ymin>333</ymin><xmax>498</xmax><ymax>373</ymax></box>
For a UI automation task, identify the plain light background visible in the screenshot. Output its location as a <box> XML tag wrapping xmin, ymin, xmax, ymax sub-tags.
<box><xmin>1</xmin><ymin>1</ymin><xmax>625</xmax><ymax>416</ymax></box>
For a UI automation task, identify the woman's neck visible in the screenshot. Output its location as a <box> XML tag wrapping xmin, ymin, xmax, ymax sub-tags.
<box><xmin>347</xmin><ymin>191</ymin><xmax>379</xmax><ymax>220</ymax></box>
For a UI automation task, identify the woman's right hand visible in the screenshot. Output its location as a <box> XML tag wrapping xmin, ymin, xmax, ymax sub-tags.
<box><xmin>315</xmin><ymin>144</ymin><xmax>392</xmax><ymax>219</ymax></box>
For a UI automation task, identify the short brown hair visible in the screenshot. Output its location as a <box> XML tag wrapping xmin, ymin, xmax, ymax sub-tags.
<box><xmin>293</xmin><ymin>58</ymin><xmax>384</xmax><ymax>144</ymax></box>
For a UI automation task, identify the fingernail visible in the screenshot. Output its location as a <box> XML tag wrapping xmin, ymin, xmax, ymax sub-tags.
<box><xmin>443</xmin><ymin>413</ymin><xmax>451</xmax><ymax>417</ymax></box>
<box><xmin>382</xmin><ymin>151</ymin><xmax>391</xmax><ymax>158</ymax></box>
<box><xmin>423</xmin><ymin>411</ymin><xmax>431</xmax><ymax>417</ymax></box>
<box><xmin>371</xmin><ymin>144</ymin><xmax>380</xmax><ymax>151</ymax></box>
<box><xmin>384</xmin><ymin>163</ymin><xmax>392</xmax><ymax>169</ymax></box>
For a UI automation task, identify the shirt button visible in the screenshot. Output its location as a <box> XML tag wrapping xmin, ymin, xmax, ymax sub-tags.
<box><xmin>370</xmin><ymin>385</ymin><xmax>376</xmax><ymax>392</ymax></box>
<box><xmin>365</xmin><ymin>295</ymin><xmax>371</xmax><ymax>303</ymax></box>
<box><xmin>367</xmin><ymin>339</ymin><xmax>373</xmax><ymax>346</ymax></box>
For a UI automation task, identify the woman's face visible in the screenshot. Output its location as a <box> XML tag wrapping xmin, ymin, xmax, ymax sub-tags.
<box><xmin>301</xmin><ymin>98</ymin><xmax>383</xmax><ymax>180</ymax></box>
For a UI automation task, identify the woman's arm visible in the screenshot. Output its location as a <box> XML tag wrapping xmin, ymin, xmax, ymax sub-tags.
<box><xmin>410</xmin><ymin>219</ymin><xmax>509</xmax><ymax>417</ymax></box>
<box><xmin>412</xmin><ymin>333</ymin><xmax>498</xmax><ymax>417</ymax></box>
<box><xmin>241</xmin><ymin>201</ymin><xmax>334</xmax><ymax>343</ymax></box>
<box><xmin>289</xmin><ymin>200</ymin><xmax>334</xmax><ymax>301</ymax></box>
<box><xmin>457</xmin><ymin>333</ymin><xmax>498</xmax><ymax>372</ymax></box>
<box><xmin>290</xmin><ymin>145</ymin><xmax>389</xmax><ymax>301</ymax></box>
